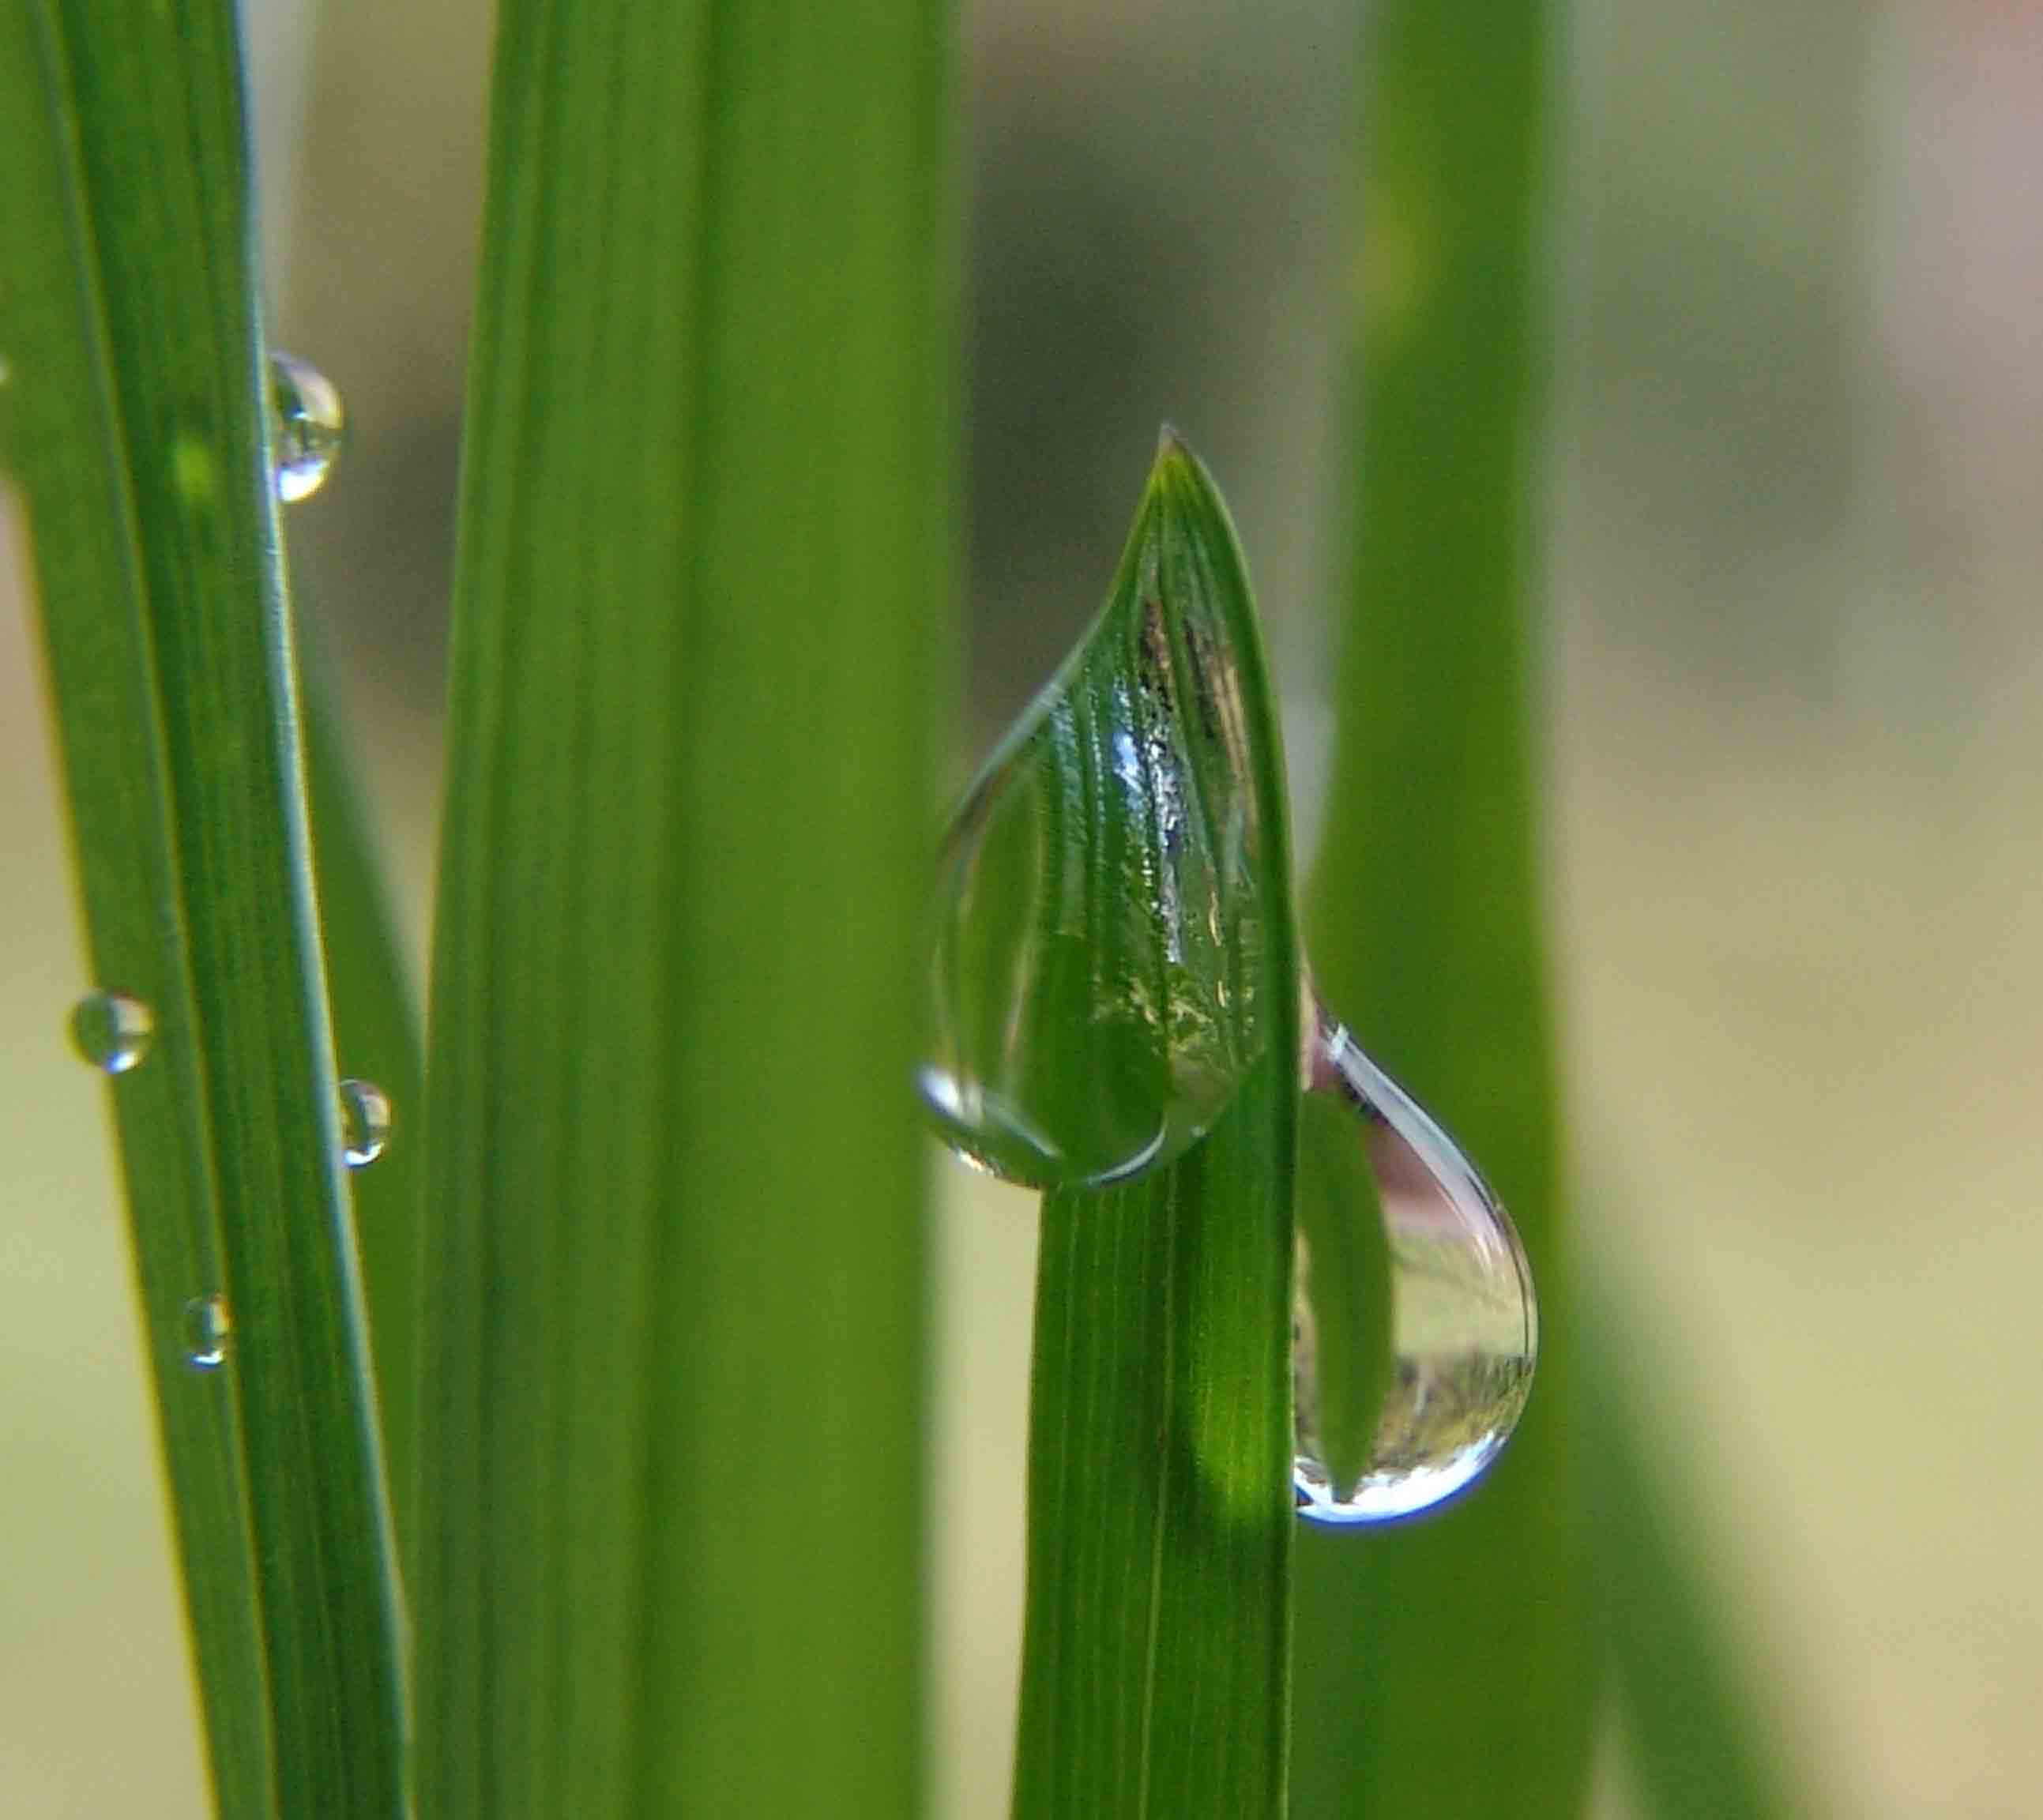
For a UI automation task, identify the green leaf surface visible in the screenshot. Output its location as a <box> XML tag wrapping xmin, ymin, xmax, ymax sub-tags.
<box><xmin>0</xmin><ymin>5</ymin><xmax>407</xmax><ymax>1816</ymax></box>
<box><xmin>1290</xmin><ymin>0</ymin><xmax>1592</xmax><ymax>1813</ymax></box>
<box><xmin>412</xmin><ymin>2</ymin><xmax>950</xmax><ymax>1814</ymax></box>
<box><xmin>302</xmin><ymin>670</ymin><xmax>423</xmax><ymax>1578</ymax></box>
<box><xmin>1009</xmin><ymin>442</ymin><xmax>1299</xmax><ymax>1820</ymax></box>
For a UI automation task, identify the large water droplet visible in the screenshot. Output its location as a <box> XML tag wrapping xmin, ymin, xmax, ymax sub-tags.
<box><xmin>269</xmin><ymin>352</ymin><xmax>344</xmax><ymax>502</ymax></box>
<box><xmin>337</xmin><ymin>1077</ymin><xmax>391</xmax><ymax>1168</ymax></box>
<box><xmin>914</xmin><ymin>437</ymin><xmax>1533</xmax><ymax>1524</ymax></box>
<box><xmin>69</xmin><ymin>991</ymin><xmax>155</xmax><ymax>1074</ymax></box>
<box><xmin>920</xmin><ymin>462</ymin><xmax>1269</xmax><ymax>1188</ymax></box>
<box><xmin>1292</xmin><ymin>995</ymin><xmax>1537</xmax><ymax>1525</ymax></box>
<box><xmin>182</xmin><ymin>1294</ymin><xmax>231</xmax><ymax>1370</ymax></box>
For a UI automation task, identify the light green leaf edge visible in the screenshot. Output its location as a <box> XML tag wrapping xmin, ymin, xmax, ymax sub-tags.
<box><xmin>412</xmin><ymin>2</ymin><xmax>952</xmax><ymax>1814</ymax></box>
<box><xmin>1289</xmin><ymin>0</ymin><xmax>1593</xmax><ymax>1814</ymax></box>
<box><xmin>1011</xmin><ymin>439</ymin><xmax>1300</xmax><ymax>1820</ymax></box>
<box><xmin>0</xmin><ymin>5</ymin><xmax>408</xmax><ymax>1816</ymax></box>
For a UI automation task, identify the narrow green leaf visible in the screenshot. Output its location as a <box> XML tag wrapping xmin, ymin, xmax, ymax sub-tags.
<box><xmin>414</xmin><ymin>2</ymin><xmax>950</xmax><ymax>1815</ymax></box>
<box><xmin>1290</xmin><ymin>0</ymin><xmax>1592</xmax><ymax>1813</ymax></box>
<box><xmin>1009</xmin><ymin>442</ymin><xmax>1299</xmax><ymax>1820</ymax></box>
<box><xmin>0</xmin><ymin>5</ymin><xmax>408</xmax><ymax>1816</ymax></box>
<box><xmin>302</xmin><ymin>671</ymin><xmax>423</xmax><ymax>1576</ymax></box>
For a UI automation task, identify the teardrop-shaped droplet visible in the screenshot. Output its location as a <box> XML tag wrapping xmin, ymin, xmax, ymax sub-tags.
<box><xmin>68</xmin><ymin>991</ymin><xmax>155</xmax><ymax>1074</ymax></box>
<box><xmin>337</xmin><ymin>1077</ymin><xmax>391</xmax><ymax>1168</ymax></box>
<box><xmin>920</xmin><ymin>438</ymin><xmax>1270</xmax><ymax>1187</ymax></box>
<box><xmin>269</xmin><ymin>352</ymin><xmax>345</xmax><ymax>502</ymax></box>
<box><xmin>182</xmin><ymin>1294</ymin><xmax>231</xmax><ymax>1370</ymax></box>
<box><xmin>1292</xmin><ymin>995</ymin><xmax>1537</xmax><ymax>1524</ymax></box>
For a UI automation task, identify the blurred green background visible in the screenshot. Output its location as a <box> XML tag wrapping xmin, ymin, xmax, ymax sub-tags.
<box><xmin>5</xmin><ymin>0</ymin><xmax>2041</xmax><ymax>1814</ymax></box>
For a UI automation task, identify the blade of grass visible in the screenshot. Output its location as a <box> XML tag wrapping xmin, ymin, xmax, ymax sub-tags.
<box><xmin>413</xmin><ymin>2</ymin><xmax>950</xmax><ymax>1814</ymax></box>
<box><xmin>1290</xmin><ymin>0</ymin><xmax>1592</xmax><ymax>1813</ymax></box>
<box><xmin>1009</xmin><ymin>442</ymin><xmax>1299</xmax><ymax>1820</ymax></box>
<box><xmin>0</xmin><ymin>4</ymin><xmax>407</xmax><ymax>1816</ymax></box>
<box><xmin>302</xmin><ymin>670</ymin><xmax>423</xmax><ymax>1577</ymax></box>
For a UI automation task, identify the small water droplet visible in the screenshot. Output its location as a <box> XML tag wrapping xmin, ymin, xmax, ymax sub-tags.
<box><xmin>182</xmin><ymin>1294</ymin><xmax>231</xmax><ymax>1369</ymax></box>
<box><xmin>337</xmin><ymin>1077</ymin><xmax>391</xmax><ymax>1168</ymax></box>
<box><xmin>919</xmin><ymin>463</ymin><xmax>1268</xmax><ymax>1189</ymax></box>
<box><xmin>69</xmin><ymin>991</ymin><xmax>155</xmax><ymax>1074</ymax></box>
<box><xmin>1292</xmin><ymin>995</ymin><xmax>1537</xmax><ymax>1525</ymax></box>
<box><xmin>269</xmin><ymin>352</ymin><xmax>345</xmax><ymax>502</ymax></box>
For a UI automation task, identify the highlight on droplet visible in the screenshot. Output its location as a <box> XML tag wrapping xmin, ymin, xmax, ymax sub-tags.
<box><xmin>1292</xmin><ymin>995</ymin><xmax>1537</xmax><ymax>1525</ymax></box>
<box><xmin>337</xmin><ymin>1077</ymin><xmax>391</xmax><ymax>1169</ymax></box>
<box><xmin>269</xmin><ymin>351</ymin><xmax>345</xmax><ymax>502</ymax></box>
<box><xmin>68</xmin><ymin>991</ymin><xmax>155</xmax><ymax>1075</ymax></box>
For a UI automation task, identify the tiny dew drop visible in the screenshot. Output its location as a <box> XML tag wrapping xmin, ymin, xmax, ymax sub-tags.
<box><xmin>337</xmin><ymin>1077</ymin><xmax>391</xmax><ymax>1168</ymax></box>
<box><xmin>1292</xmin><ymin>992</ymin><xmax>1538</xmax><ymax>1526</ymax></box>
<box><xmin>269</xmin><ymin>351</ymin><xmax>345</xmax><ymax>502</ymax></box>
<box><xmin>182</xmin><ymin>1295</ymin><xmax>231</xmax><ymax>1370</ymax></box>
<box><xmin>69</xmin><ymin>991</ymin><xmax>154</xmax><ymax>1074</ymax></box>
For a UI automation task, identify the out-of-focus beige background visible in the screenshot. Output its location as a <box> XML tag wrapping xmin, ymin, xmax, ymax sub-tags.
<box><xmin>5</xmin><ymin>1</ymin><xmax>2041</xmax><ymax>1814</ymax></box>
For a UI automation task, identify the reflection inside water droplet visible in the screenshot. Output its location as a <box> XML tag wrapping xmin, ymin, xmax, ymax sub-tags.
<box><xmin>69</xmin><ymin>991</ymin><xmax>155</xmax><ymax>1074</ymax></box>
<box><xmin>269</xmin><ymin>352</ymin><xmax>344</xmax><ymax>502</ymax></box>
<box><xmin>337</xmin><ymin>1077</ymin><xmax>390</xmax><ymax>1169</ymax></box>
<box><xmin>1292</xmin><ymin>995</ymin><xmax>1537</xmax><ymax>1525</ymax></box>
<box><xmin>918</xmin><ymin>515</ymin><xmax>1266</xmax><ymax>1190</ymax></box>
<box><xmin>182</xmin><ymin>1294</ymin><xmax>231</xmax><ymax>1370</ymax></box>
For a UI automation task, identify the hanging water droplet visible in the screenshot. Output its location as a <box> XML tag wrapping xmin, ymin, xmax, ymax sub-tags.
<box><xmin>1292</xmin><ymin>993</ymin><xmax>1537</xmax><ymax>1525</ymax></box>
<box><xmin>182</xmin><ymin>1294</ymin><xmax>231</xmax><ymax>1370</ymax></box>
<box><xmin>68</xmin><ymin>991</ymin><xmax>155</xmax><ymax>1074</ymax></box>
<box><xmin>920</xmin><ymin>453</ymin><xmax>1269</xmax><ymax>1189</ymax></box>
<box><xmin>269</xmin><ymin>352</ymin><xmax>344</xmax><ymax>502</ymax></box>
<box><xmin>337</xmin><ymin>1077</ymin><xmax>391</xmax><ymax>1168</ymax></box>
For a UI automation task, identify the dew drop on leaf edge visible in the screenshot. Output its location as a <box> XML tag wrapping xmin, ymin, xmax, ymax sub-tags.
<box><xmin>69</xmin><ymin>991</ymin><xmax>154</xmax><ymax>1074</ymax></box>
<box><xmin>182</xmin><ymin>1295</ymin><xmax>231</xmax><ymax>1370</ymax></box>
<box><xmin>269</xmin><ymin>351</ymin><xmax>344</xmax><ymax>502</ymax></box>
<box><xmin>337</xmin><ymin>1077</ymin><xmax>391</xmax><ymax>1168</ymax></box>
<box><xmin>1291</xmin><ymin>993</ymin><xmax>1538</xmax><ymax>1526</ymax></box>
